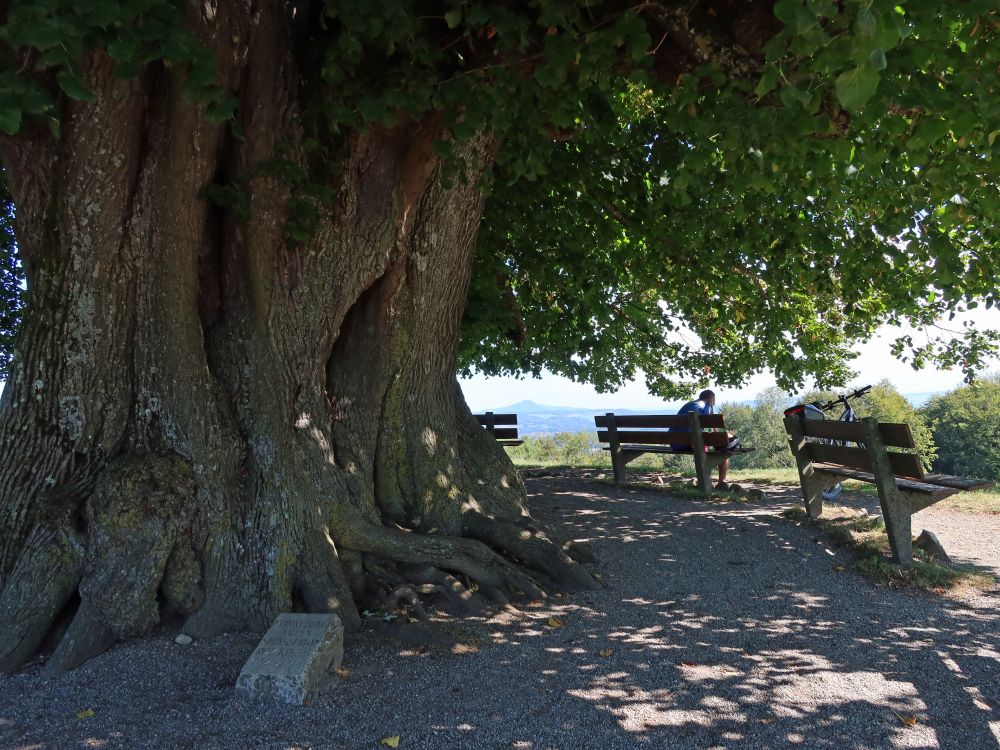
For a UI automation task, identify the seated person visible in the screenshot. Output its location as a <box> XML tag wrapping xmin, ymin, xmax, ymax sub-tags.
<box><xmin>668</xmin><ymin>389</ymin><xmax>738</xmax><ymax>487</ymax></box>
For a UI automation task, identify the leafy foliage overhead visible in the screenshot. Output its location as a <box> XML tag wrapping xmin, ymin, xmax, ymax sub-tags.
<box><xmin>0</xmin><ymin>1</ymin><xmax>999</xmax><ymax>395</ymax></box>
<box><xmin>460</xmin><ymin>1</ymin><xmax>1000</xmax><ymax>395</ymax></box>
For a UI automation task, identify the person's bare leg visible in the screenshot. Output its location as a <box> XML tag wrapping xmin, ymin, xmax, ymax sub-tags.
<box><xmin>717</xmin><ymin>456</ymin><xmax>729</xmax><ymax>484</ymax></box>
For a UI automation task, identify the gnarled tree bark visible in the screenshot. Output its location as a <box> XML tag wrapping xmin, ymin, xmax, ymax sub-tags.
<box><xmin>0</xmin><ymin>2</ymin><xmax>593</xmax><ymax>673</ymax></box>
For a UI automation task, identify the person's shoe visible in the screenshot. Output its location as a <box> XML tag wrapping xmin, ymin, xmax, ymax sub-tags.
<box><xmin>725</xmin><ymin>437</ymin><xmax>741</xmax><ymax>452</ymax></box>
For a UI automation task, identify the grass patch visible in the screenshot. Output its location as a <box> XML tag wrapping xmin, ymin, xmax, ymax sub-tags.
<box><xmin>937</xmin><ymin>487</ymin><xmax>1000</xmax><ymax>515</ymax></box>
<box><xmin>854</xmin><ymin>554</ymin><xmax>994</xmax><ymax>592</ymax></box>
<box><xmin>781</xmin><ymin>506</ymin><xmax>995</xmax><ymax>593</ymax></box>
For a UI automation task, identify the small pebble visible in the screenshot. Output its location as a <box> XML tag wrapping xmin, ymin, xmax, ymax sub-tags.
<box><xmin>175</xmin><ymin>634</ymin><xmax>193</xmax><ymax>646</ymax></box>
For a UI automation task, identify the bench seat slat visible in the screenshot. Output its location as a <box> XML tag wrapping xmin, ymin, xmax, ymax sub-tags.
<box><xmin>811</xmin><ymin>463</ymin><xmax>956</xmax><ymax>497</ymax></box>
<box><xmin>595</xmin><ymin>414</ymin><xmax>725</xmax><ymax>429</ymax></box>
<box><xmin>489</xmin><ymin>427</ymin><xmax>519</xmax><ymax>440</ymax></box>
<box><xmin>602</xmin><ymin>445</ymin><xmax>755</xmax><ymax>454</ymax></box>
<box><xmin>596</xmin><ymin>430</ymin><xmax>731</xmax><ymax>447</ymax></box>
<box><xmin>921</xmin><ymin>473</ymin><xmax>995</xmax><ymax>491</ymax></box>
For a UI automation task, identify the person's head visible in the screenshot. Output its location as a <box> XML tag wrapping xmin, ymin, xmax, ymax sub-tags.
<box><xmin>698</xmin><ymin>389</ymin><xmax>716</xmax><ymax>407</ymax></box>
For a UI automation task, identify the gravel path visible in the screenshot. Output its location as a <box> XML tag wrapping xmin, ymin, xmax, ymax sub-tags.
<box><xmin>2</xmin><ymin>474</ymin><xmax>999</xmax><ymax>750</ymax></box>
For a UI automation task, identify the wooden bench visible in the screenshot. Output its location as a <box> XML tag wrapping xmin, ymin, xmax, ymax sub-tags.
<box><xmin>784</xmin><ymin>415</ymin><xmax>993</xmax><ymax>565</ymax></box>
<box><xmin>474</xmin><ymin>412</ymin><xmax>523</xmax><ymax>447</ymax></box>
<box><xmin>595</xmin><ymin>412</ymin><xmax>753</xmax><ymax>495</ymax></box>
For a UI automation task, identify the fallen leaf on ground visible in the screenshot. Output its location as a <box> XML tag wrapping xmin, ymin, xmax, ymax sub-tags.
<box><xmin>380</xmin><ymin>736</ymin><xmax>400</xmax><ymax>747</ymax></box>
<box><xmin>599</xmin><ymin>648</ymin><xmax>613</xmax><ymax>657</ymax></box>
<box><xmin>890</xmin><ymin>707</ymin><xmax>920</xmax><ymax>726</ymax></box>
<box><xmin>76</xmin><ymin>709</ymin><xmax>95</xmax><ymax>719</ymax></box>
<box><xmin>834</xmin><ymin>565</ymin><xmax>846</xmax><ymax>572</ymax></box>
<box><xmin>547</xmin><ymin>617</ymin><xmax>564</xmax><ymax>628</ymax></box>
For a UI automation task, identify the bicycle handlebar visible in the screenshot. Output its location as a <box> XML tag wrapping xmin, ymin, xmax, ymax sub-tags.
<box><xmin>816</xmin><ymin>384</ymin><xmax>872</xmax><ymax>412</ymax></box>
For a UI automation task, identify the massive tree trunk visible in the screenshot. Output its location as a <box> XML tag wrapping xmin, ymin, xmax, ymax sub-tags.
<box><xmin>0</xmin><ymin>4</ymin><xmax>592</xmax><ymax>673</ymax></box>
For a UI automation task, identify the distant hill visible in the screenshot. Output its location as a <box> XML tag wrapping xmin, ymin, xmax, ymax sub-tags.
<box><xmin>484</xmin><ymin>399</ymin><xmax>682</xmax><ymax>436</ymax></box>
<box><xmin>479</xmin><ymin>393</ymin><xmax>942</xmax><ymax>436</ymax></box>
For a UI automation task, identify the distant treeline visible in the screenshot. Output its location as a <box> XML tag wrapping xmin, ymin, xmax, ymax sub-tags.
<box><xmin>506</xmin><ymin>377</ymin><xmax>1000</xmax><ymax>481</ymax></box>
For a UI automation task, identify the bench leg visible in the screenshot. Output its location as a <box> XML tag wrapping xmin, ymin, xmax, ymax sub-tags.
<box><xmin>610</xmin><ymin>446</ymin><xmax>626</xmax><ymax>484</ymax></box>
<box><xmin>691</xmin><ymin>451</ymin><xmax>710</xmax><ymax>496</ymax></box>
<box><xmin>690</xmin><ymin>453</ymin><xmax>725</xmax><ymax>497</ymax></box>
<box><xmin>785</xmin><ymin>418</ymin><xmax>827</xmax><ymax>518</ymax></box>
<box><xmin>880</xmin><ymin>494</ymin><xmax>914</xmax><ymax>565</ymax></box>
<box><xmin>801</xmin><ymin>473</ymin><xmax>830</xmax><ymax>518</ymax></box>
<box><xmin>611</xmin><ymin>449</ymin><xmax>643</xmax><ymax>483</ymax></box>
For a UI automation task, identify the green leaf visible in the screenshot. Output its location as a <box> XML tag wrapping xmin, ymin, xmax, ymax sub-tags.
<box><xmin>444</xmin><ymin>9</ymin><xmax>462</xmax><ymax>28</ymax></box>
<box><xmin>205</xmin><ymin>94</ymin><xmax>237</xmax><ymax>122</ymax></box>
<box><xmin>834</xmin><ymin>67</ymin><xmax>879</xmax><ymax>111</ymax></box>
<box><xmin>107</xmin><ymin>37</ymin><xmax>138</xmax><ymax>63</ymax></box>
<box><xmin>0</xmin><ymin>108</ymin><xmax>22</xmax><ymax>135</ymax></box>
<box><xmin>856</xmin><ymin>7</ymin><xmax>877</xmax><ymax>37</ymax></box>
<box><xmin>869</xmin><ymin>49</ymin><xmax>887</xmax><ymax>71</ymax></box>
<box><xmin>755</xmin><ymin>67</ymin><xmax>779</xmax><ymax>97</ymax></box>
<box><xmin>56</xmin><ymin>70</ymin><xmax>95</xmax><ymax>102</ymax></box>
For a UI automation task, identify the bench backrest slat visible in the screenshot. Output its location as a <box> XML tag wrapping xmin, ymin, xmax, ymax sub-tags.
<box><xmin>799</xmin><ymin>419</ymin><xmax>914</xmax><ymax>448</ymax></box>
<box><xmin>594</xmin><ymin>413</ymin><xmax>725</xmax><ymax>429</ymax></box>
<box><xmin>475</xmin><ymin>413</ymin><xmax>518</xmax><ymax>426</ymax></box>
<box><xmin>596</xmin><ymin>429</ymin><xmax>731</xmax><ymax>447</ymax></box>
<box><xmin>807</xmin><ymin>443</ymin><xmax>924</xmax><ymax>479</ymax></box>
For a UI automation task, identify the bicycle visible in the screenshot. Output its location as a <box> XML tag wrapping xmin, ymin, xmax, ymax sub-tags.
<box><xmin>783</xmin><ymin>384</ymin><xmax>872</xmax><ymax>501</ymax></box>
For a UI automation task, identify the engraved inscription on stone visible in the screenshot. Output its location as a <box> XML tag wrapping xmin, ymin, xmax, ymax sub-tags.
<box><xmin>235</xmin><ymin>613</ymin><xmax>344</xmax><ymax>705</ymax></box>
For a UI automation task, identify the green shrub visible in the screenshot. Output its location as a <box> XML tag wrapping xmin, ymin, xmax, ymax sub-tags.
<box><xmin>922</xmin><ymin>375</ymin><xmax>1000</xmax><ymax>481</ymax></box>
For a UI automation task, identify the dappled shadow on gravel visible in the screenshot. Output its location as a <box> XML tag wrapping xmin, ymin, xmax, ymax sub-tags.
<box><xmin>1</xmin><ymin>474</ymin><xmax>999</xmax><ymax>750</ymax></box>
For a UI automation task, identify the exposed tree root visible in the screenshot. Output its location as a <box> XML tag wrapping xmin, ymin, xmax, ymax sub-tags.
<box><xmin>44</xmin><ymin>602</ymin><xmax>116</xmax><ymax>675</ymax></box>
<box><xmin>6</xmin><ymin>454</ymin><xmax>200</xmax><ymax>673</ymax></box>
<box><xmin>296</xmin><ymin>527</ymin><xmax>362</xmax><ymax>631</ymax></box>
<box><xmin>563</xmin><ymin>540</ymin><xmax>600</xmax><ymax>565</ymax></box>
<box><xmin>0</xmin><ymin>524</ymin><xmax>84</xmax><ymax>672</ymax></box>
<box><xmin>384</xmin><ymin>585</ymin><xmax>429</xmax><ymax>620</ymax></box>
<box><xmin>405</xmin><ymin>565</ymin><xmax>489</xmax><ymax>614</ymax></box>
<box><xmin>462</xmin><ymin>512</ymin><xmax>597</xmax><ymax>590</ymax></box>
<box><xmin>335</xmin><ymin>513</ymin><xmax>546</xmax><ymax>600</ymax></box>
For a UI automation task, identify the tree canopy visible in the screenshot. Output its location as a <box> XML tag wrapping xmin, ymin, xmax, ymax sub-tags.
<box><xmin>461</xmin><ymin>2</ymin><xmax>1000</xmax><ymax>396</ymax></box>
<box><xmin>1</xmin><ymin>1</ymin><xmax>999</xmax><ymax>393</ymax></box>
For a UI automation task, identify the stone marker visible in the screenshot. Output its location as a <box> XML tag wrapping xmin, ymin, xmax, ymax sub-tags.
<box><xmin>235</xmin><ymin>613</ymin><xmax>344</xmax><ymax>705</ymax></box>
<box><xmin>914</xmin><ymin>529</ymin><xmax>951</xmax><ymax>563</ymax></box>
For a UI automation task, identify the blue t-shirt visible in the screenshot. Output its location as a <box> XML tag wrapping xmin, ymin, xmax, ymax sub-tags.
<box><xmin>677</xmin><ymin>399</ymin><xmax>713</xmax><ymax>418</ymax></box>
<box><xmin>668</xmin><ymin>399</ymin><xmax>713</xmax><ymax>448</ymax></box>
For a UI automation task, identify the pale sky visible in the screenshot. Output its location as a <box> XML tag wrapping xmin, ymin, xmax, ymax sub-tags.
<box><xmin>460</xmin><ymin>310</ymin><xmax>1000</xmax><ymax>411</ymax></box>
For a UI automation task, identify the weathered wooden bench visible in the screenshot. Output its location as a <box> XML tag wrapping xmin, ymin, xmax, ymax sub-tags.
<box><xmin>474</xmin><ymin>412</ymin><xmax>523</xmax><ymax>447</ymax></box>
<box><xmin>595</xmin><ymin>412</ymin><xmax>752</xmax><ymax>495</ymax></box>
<box><xmin>784</xmin><ymin>415</ymin><xmax>993</xmax><ymax>565</ymax></box>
